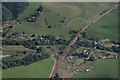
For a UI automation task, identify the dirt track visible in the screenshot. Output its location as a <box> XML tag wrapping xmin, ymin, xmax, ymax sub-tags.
<box><xmin>49</xmin><ymin>55</ymin><xmax>57</xmax><ymax>78</ymax></box>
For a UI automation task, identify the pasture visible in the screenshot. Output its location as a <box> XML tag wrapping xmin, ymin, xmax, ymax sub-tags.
<box><xmin>11</xmin><ymin>6</ymin><xmax>63</xmax><ymax>36</ymax></box>
<box><xmin>2</xmin><ymin>58</ymin><xmax>53</xmax><ymax>78</ymax></box>
<box><xmin>10</xmin><ymin>2</ymin><xmax>115</xmax><ymax>40</ymax></box>
<box><xmin>86</xmin><ymin>8</ymin><xmax>118</xmax><ymax>41</ymax></box>
<box><xmin>18</xmin><ymin>2</ymin><xmax>41</xmax><ymax>20</ymax></box>
<box><xmin>2</xmin><ymin>45</ymin><xmax>35</xmax><ymax>52</ymax></box>
<box><xmin>73</xmin><ymin>59</ymin><xmax>118</xmax><ymax>78</ymax></box>
<box><xmin>2</xmin><ymin>45</ymin><xmax>36</xmax><ymax>61</ymax></box>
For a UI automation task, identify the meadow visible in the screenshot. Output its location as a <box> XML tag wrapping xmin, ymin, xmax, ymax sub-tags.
<box><xmin>10</xmin><ymin>2</ymin><xmax>115</xmax><ymax>40</ymax></box>
<box><xmin>86</xmin><ymin>8</ymin><xmax>118</xmax><ymax>41</ymax></box>
<box><xmin>18</xmin><ymin>2</ymin><xmax>41</xmax><ymax>20</ymax></box>
<box><xmin>2</xmin><ymin>58</ymin><xmax>53</xmax><ymax>78</ymax></box>
<box><xmin>2</xmin><ymin>45</ymin><xmax>35</xmax><ymax>52</ymax></box>
<box><xmin>73</xmin><ymin>59</ymin><xmax>118</xmax><ymax>78</ymax></box>
<box><xmin>2</xmin><ymin>45</ymin><xmax>36</xmax><ymax>61</ymax></box>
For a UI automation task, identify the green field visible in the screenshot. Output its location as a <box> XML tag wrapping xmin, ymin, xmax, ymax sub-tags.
<box><xmin>10</xmin><ymin>2</ymin><xmax>115</xmax><ymax>40</ymax></box>
<box><xmin>3</xmin><ymin>45</ymin><xmax>34</xmax><ymax>51</ymax></box>
<box><xmin>0</xmin><ymin>70</ymin><xmax>1</xmax><ymax>78</ymax></box>
<box><xmin>11</xmin><ymin>4</ymin><xmax>63</xmax><ymax>36</ymax></box>
<box><xmin>3</xmin><ymin>58</ymin><xmax>53</xmax><ymax>78</ymax></box>
<box><xmin>2</xmin><ymin>45</ymin><xmax>36</xmax><ymax>61</ymax></box>
<box><xmin>18</xmin><ymin>2</ymin><xmax>41</xmax><ymax>20</ymax></box>
<box><xmin>73</xmin><ymin>59</ymin><xmax>118</xmax><ymax>78</ymax></box>
<box><xmin>86</xmin><ymin>8</ymin><xmax>118</xmax><ymax>41</ymax></box>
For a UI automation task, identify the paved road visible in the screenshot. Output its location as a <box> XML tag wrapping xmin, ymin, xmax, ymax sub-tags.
<box><xmin>50</xmin><ymin>4</ymin><xmax>118</xmax><ymax>77</ymax></box>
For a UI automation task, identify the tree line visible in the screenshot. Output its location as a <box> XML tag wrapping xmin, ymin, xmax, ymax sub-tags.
<box><xmin>2</xmin><ymin>53</ymin><xmax>49</xmax><ymax>69</ymax></box>
<box><xmin>72</xmin><ymin>37</ymin><xmax>120</xmax><ymax>53</ymax></box>
<box><xmin>3</xmin><ymin>35</ymin><xmax>69</xmax><ymax>47</ymax></box>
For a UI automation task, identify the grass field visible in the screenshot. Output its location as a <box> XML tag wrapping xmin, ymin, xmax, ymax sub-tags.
<box><xmin>10</xmin><ymin>2</ymin><xmax>115</xmax><ymax>40</ymax></box>
<box><xmin>0</xmin><ymin>70</ymin><xmax>1</xmax><ymax>79</ymax></box>
<box><xmin>18</xmin><ymin>2</ymin><xmax>41</xmax><ymax>20</ymax></box>
<box><xmin>64</xmin><ymin>2</ymin><xmax>115</xmax><ymax>30</ymax></box>
<box><xmin>3</xmin><ymin>58</ymin><xmax>53</xmax><ymax>78</ymax></box>
<box><xmin>11</xmin><ymin>6</ymin><xmax>63</xmax><ymax>36</ymax></box>
<box><xmin>73</xmin><ymin>59</ymin><xmax>118</xmax><ymax>78</ymax></box>
<box><xmin>86</xmin><ymin>8</ymin><xmax>118</xmax><ymax>41</ymax></box>
<box><xmin>2</xmin><ymin>45</ymin><xmax>35</xmax><ymax>52</ymax></box>
<box><xmin>2</xmin><ymin>45</ymin><xmax>36</xmax><ymax>61</ymax></box>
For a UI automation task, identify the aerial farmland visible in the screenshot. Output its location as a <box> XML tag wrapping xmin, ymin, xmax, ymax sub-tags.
<box><xmin>1</xmin><ymin>1</ymin><xmax>119</xmax><ymax>79</ymax></box>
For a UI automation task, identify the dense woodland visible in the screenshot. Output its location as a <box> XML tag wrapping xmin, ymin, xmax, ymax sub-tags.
<box><xmin>2</xmin><ymin>2</ymin><xmax>28</xmax><ymax>22</ymax></box>
<box><xmin>2</xmin><ymin>53</ymin><xmax>49</xmax><ymax>69</ymax></box>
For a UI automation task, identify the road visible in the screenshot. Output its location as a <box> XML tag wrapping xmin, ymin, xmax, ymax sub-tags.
<box><xmin>49</xmin><ymin>55</ymin><xmax>57</xmax><ymax>78</ymax></box>
<box><xmin>49</xmin><ymin>4</ymin><xmax>118</xmax><ymax>78</ymax></box>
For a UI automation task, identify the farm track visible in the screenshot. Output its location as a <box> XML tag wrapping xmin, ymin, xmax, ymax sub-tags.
<box><xmin>50</xmin><ymin>4</ymin><xmax>118</xmax><ymax>77</ymax></box>
<box><xmin>49</xmin><ymin>55</ymin><xmax>57</xmax><ymax>78</ymax></box>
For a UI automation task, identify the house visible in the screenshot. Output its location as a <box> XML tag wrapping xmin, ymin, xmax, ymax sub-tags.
<box><xmin>115</xmin><ymin>56</ymin><xmax>118</xmax><ymax>58</ymax></box>
<box><xmin>40</xmin><ymin>36</ymin><xmax>43</xmax><ymax>40</ymax></box>
<box><xmin>85</xmin><ymin>69</ymin><xmax>90</xmax><ymax>72</ymax></box>
<box><xmin>76</xmin><ymin>69</ymin><xmax>79</xmax><ymax>72</ymax></box>
<box><xmin>0</xmin><ymin>54</ymin><xmax>10</xmax><ymax>58</ymax></box>
<box><xmin>69</xmin><ymin>56</ymin><xmax>73</xmax><ymax>60</ymax></box>
<box><xmin>98</xmin><ymin>55</ymin><xmax>107</xmax><ymax>59</ymax></box>
<box><xmin>94</xmin><ymin>41</ymin><xmax>98</xmax><ymax>45</ymax></box>
<box><xmin>103</xmin><ymin>56</ymin><xmax>106</xmax><ymax>59</ymax></box>
<box><xmin>0</xmin><ymin>30</ymin><xmax>2</xmax><ymax>32</ymax></box>
<box><xmin>84</xmin><ymin>50</ymin><xmax>87</xmax><ymax>53</ymax></box>
<box><xmin>85</xmin><ymin>67</ymin><xmax>93</xmax><ymax>72</ymax></box>
<box><xmin>100</xmin><ymin>39</ymin><xmax>110</xmax><ymax>43</ymax></box>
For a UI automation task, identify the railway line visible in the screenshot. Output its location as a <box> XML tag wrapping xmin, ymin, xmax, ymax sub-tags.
<box><xmin>49</xmin><ymin>4</ymin><xmax>118</xmax><ymax>78</ymax></box>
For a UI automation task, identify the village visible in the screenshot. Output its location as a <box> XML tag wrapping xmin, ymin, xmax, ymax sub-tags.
<box><xmin>1</xmin><ymin>2</ymin><xmax>119</xmax><ymax>79</ymax></box>
<box><xmin>57</xmin><ymin>43</ymin><xmax>119</xmax><ymax>77</ymax></box>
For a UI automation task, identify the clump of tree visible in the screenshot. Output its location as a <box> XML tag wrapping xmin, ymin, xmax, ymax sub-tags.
<box><xmin>2</xmin><ymin>34</ymin><xmax>69</xmax><ymax>52</ymax></box>
<box><xmin>48</xmin><ymin>25</ymin><xmax>52</xmax><ymax>28</ymax></box>
<box><xmin>27</xmin><ymin>6</ymin><xmax>43</xmax><ymax>22</ymax></box>
<box><xmin>2</xmin><ymin>26</ymin><xmax>13</xmax><ymax>37</ymax></box>
<box><xmin>87</xmin><ymin>55</ymin><xmax>96</xmax><ymax>61</ymax></box>
<box><xmin>70</xmin><ymin>50</ymin><xmax>89</xmax><ymax>58</ymax></box>
<box><xmin>50</xmin><ymin>73</ymin><xmax>62</xmax><ymax>80</ymax></box>
<box><xmin>69</xmin><ymin>30</ymin><xmax>78</xmax><ymax>35</ymax></box>
<box><xmin>111</xmin><ymin>46</ymin><xmax>120</xmax><ymax>53</ymax></box>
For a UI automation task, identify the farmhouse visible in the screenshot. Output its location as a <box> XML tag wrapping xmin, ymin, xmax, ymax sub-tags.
<box><xmin>0</xmin><ymin>30</ymin><xmax>2</xmax><ymax>32</ymax></box>
<box><xmin>85</xmin><ymin>69</ymin><xmax>90</xmax><ymax>72</ymax></box>
<box><xmin>0</xmin><ymin>54</ymin><xmax>10</xmax><ymax>58</ymax></box>
<box><xmin>100</xmin><ymin>39</ymin><xmax>110</xmax><ymax>43</ymax></box>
